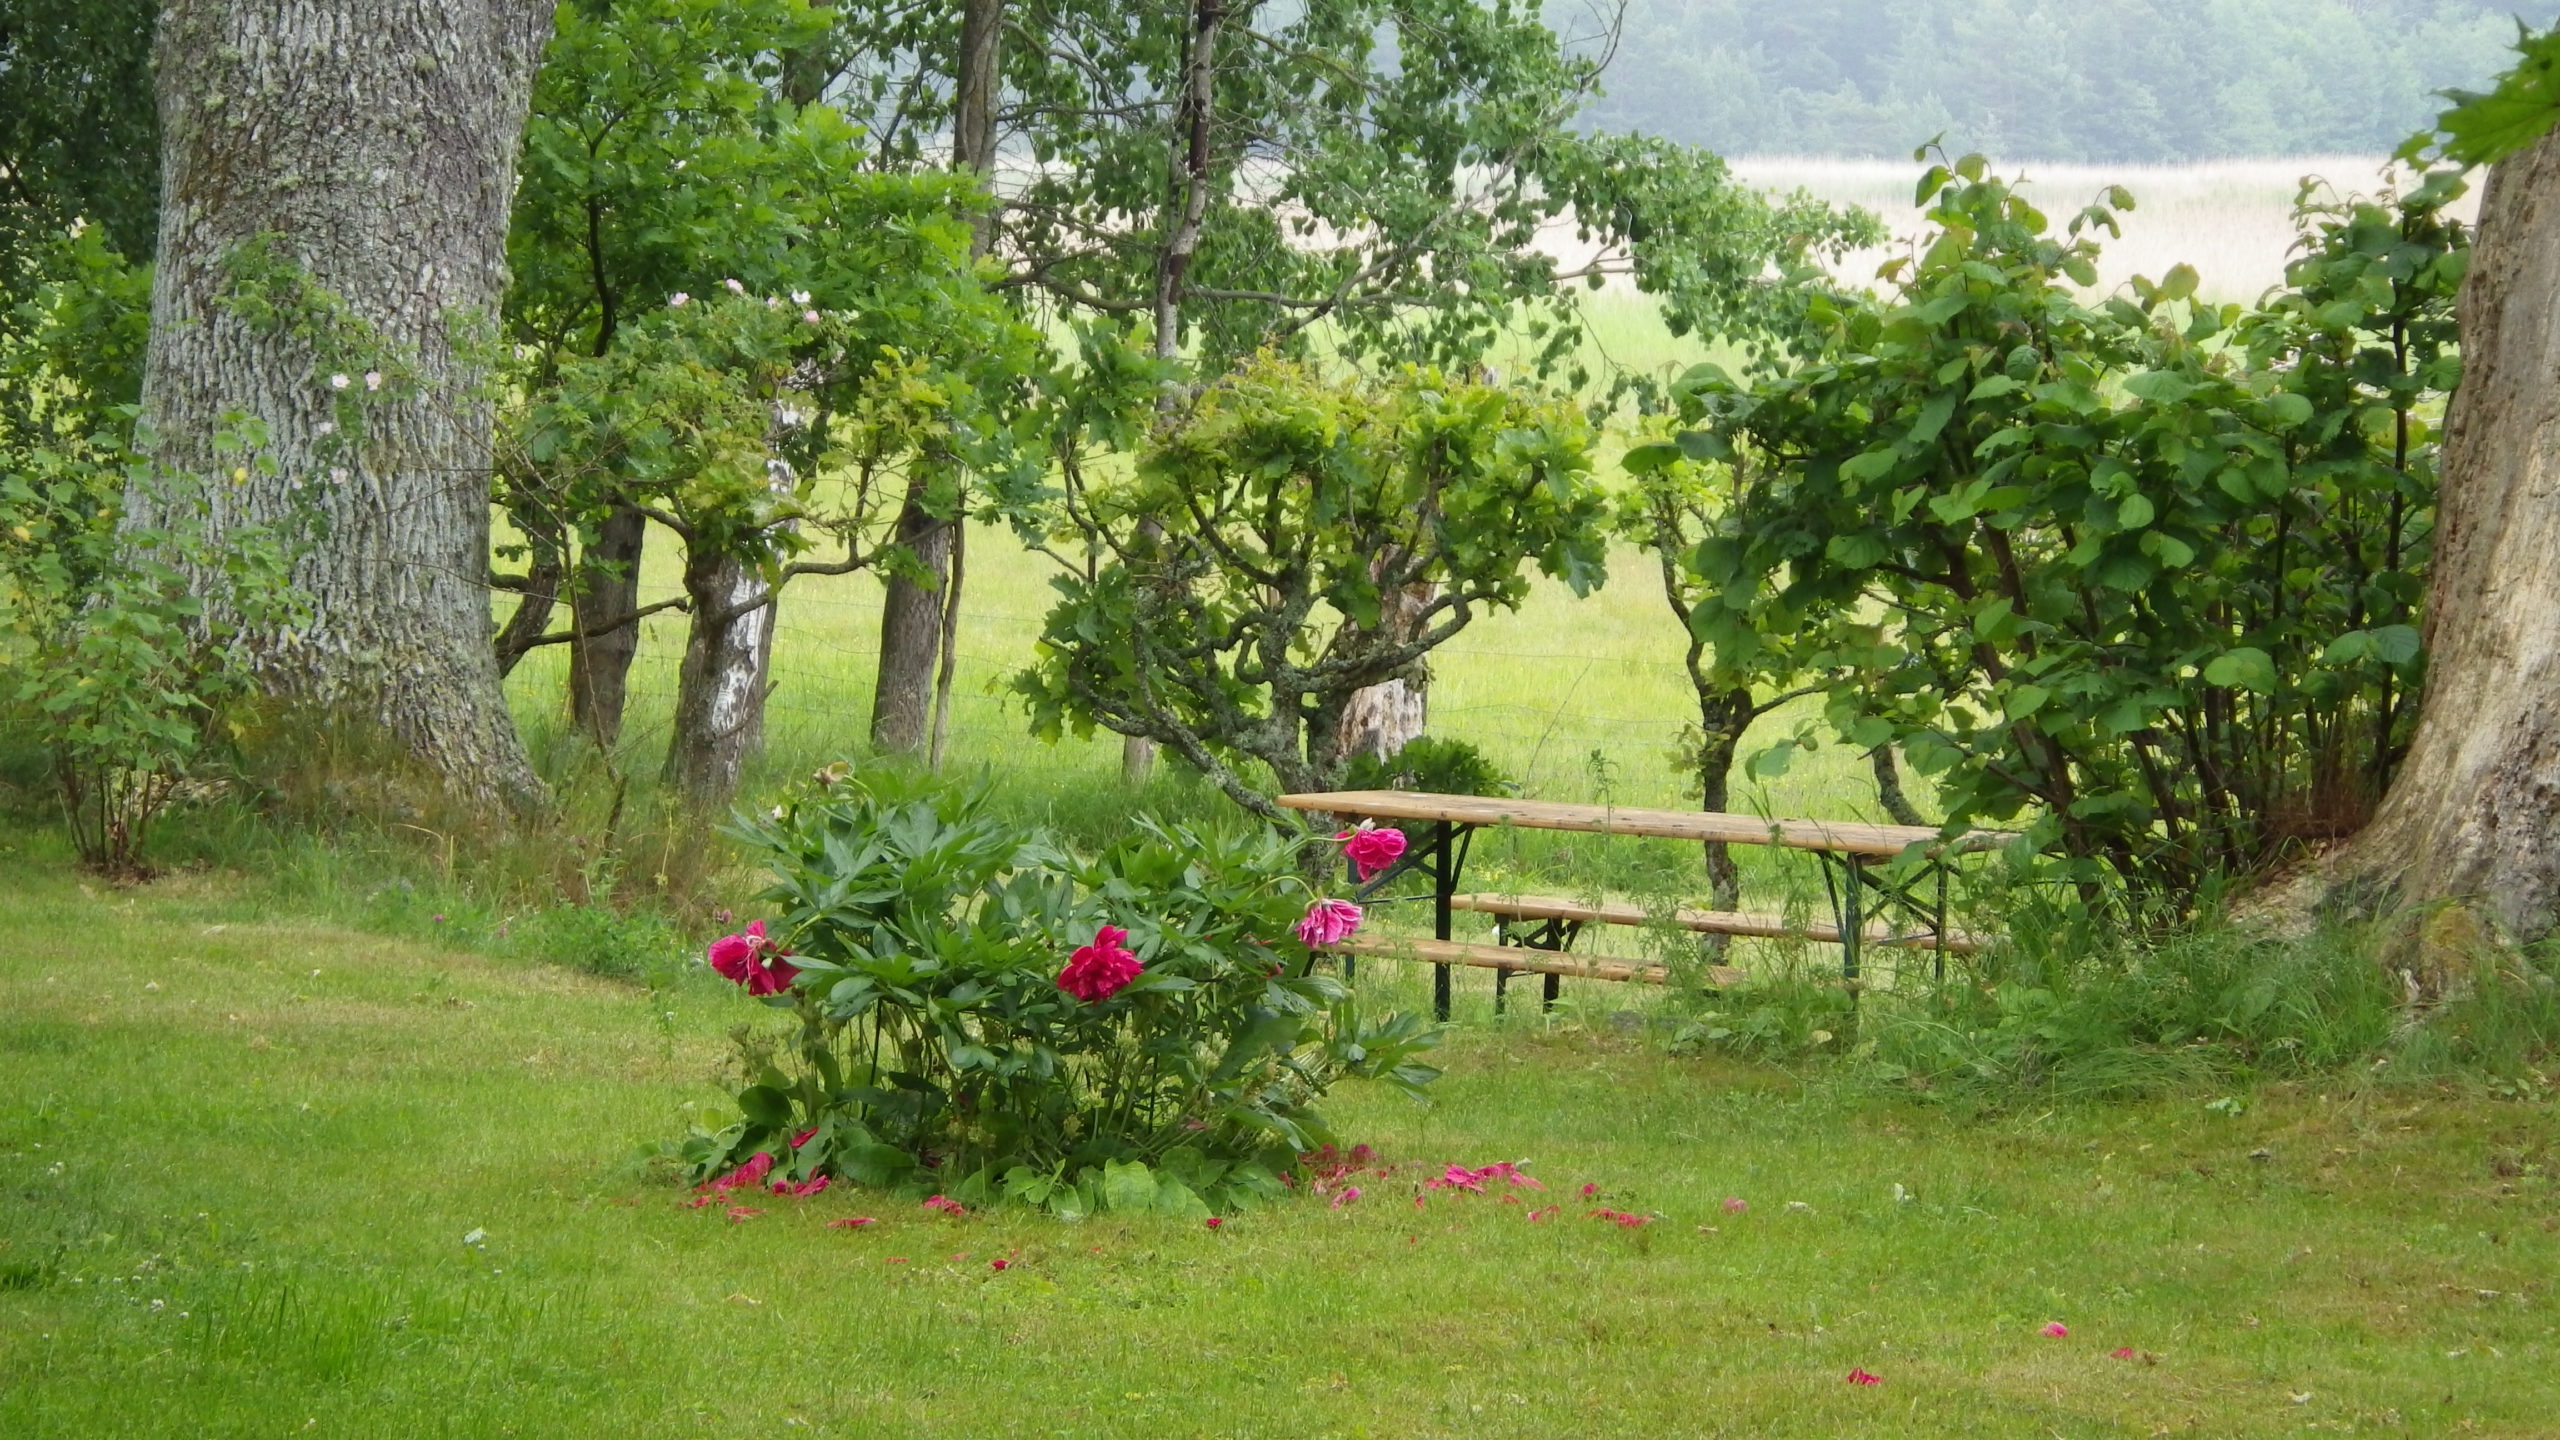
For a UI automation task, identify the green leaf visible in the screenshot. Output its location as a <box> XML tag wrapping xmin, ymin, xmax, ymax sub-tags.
<box><xmin>2202</xmin><ymin>647</ymin><xmax>2278</xmax><ymax>694</ymax></box>
<box><xmin>1101</xmin><ymin>1159</ymin><xmax>1159</xmax><ymax>1215</ymax></box>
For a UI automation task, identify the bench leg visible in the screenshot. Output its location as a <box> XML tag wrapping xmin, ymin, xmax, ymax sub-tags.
<box><xmin>1543</xmin><ymin>971</ymin><xmax>1560</xmax><ymax>1011</ymax></box>
<box><xmin>1494</xmin><ymin>966</ymin><xmax>1510</xmax><ymax>1014</ymax></box>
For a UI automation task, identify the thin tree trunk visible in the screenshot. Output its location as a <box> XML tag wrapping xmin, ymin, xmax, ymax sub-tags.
<box><xmin>1124</xmin><ymin>0</ymin><xmax>1225</xmax><ymax>786</ymax></box>
<box><xmin>663</xmin><ymin>459</ymin><xmax>793</xmax><ymax>807</ymax></box>
<box><xmin>869</xmin><ymin>499</ymin><xmax>950</xmax><ymax>755</ymax></box>
<box><xmin>927</xmin><ymin>512</ymin><xmax>967</xmax><ymax>771</ymax></box>
<box><xmin>134</xmin><ymin>0</ymin><xmax>551</xmax><ymax>808</ymax></box>
<box><xmin>492</xmin><ymin>520</ymin><xmax>563</xmax><ymax>678</ymax></box>
<box><xmin>567</xmin><ymin>501</ymin><xmax>646</xmax><ymax>745</ymax></box>
<box><xmin>2309</xmin><ymin>127</ymin><xmax>2560</xmax><ymax>947</ymax></box>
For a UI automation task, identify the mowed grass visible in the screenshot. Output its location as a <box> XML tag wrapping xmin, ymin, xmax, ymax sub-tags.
<box><xmin>4</xmin><ymin>847</ymin><xmax>2556</xmax><ymax>1438</ymax></box>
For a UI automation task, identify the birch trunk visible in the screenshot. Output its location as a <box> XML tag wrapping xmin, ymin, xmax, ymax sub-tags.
<box><xmin>663</xmin><ymin>445</ymin><xmax>797</xmax><ymax>806</ymax></box>
<box><xmin>136</xmin><ymin>0</ymin><xmax>550</xmax><ymax>807</ymax></box>
<box><xmin>2310</xmin><ymin>127</ymin><xmax>2560</xmax><ymax>945</ymax></box>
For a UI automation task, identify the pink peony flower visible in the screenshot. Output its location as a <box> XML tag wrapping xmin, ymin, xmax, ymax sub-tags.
<box><xmin>2042</xmin><ymin>1322</ymin><xmax>2070</xmax><ymax>1338</ymax></box>
<box><xmin>1846</xmin><ymin>1368</ymin><xmax>1882</xmax><ymax>1386</ymax></box>
<box><xmin>707</xmin><ymin>920</ymin><xmax>798</xmax><ymax>996</ymax></box>
<box><xmin>1057</xmin><ymin>924</ymin><xmax>1142</xmax><ymax>1002</ymax></box>
<box><xmin>1295</xmin><ymin>898</ymin><xmax>1363</xmax><ymax>947</ymax></box>
<box><xmin>1334</xmin><ymin>823</ymin><xmax>1408</xmax><ymax>881</ymax></box>
<box><xmin>827</xmin><ymin>1216</ymin><xmax>878</xmax><ymax>1230</ymax></box>
<box><xmin>1723</xmin><ymin>1196</ymin><xmax>1748</xmax><ymax>1213</ymax></box>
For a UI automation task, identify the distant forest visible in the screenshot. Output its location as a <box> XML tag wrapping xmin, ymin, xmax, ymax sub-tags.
<box><xmin>1574</xmin><ymin>0</ymin><xmax>2560</xmax><ymax>161</ymax></box>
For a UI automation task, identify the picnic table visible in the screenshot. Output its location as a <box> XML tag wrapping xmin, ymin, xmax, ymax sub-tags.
<box><xmin>1275</xmin><ymin>790</ymin><xmax>2016</xmax><ymax>1020</ymax></box>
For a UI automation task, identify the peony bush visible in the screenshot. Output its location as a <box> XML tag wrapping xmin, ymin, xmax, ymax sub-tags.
<box><xmin>677</xmin><ymin>768</ymin><xmax>1439</xmax><ymax>1219</ymax></box>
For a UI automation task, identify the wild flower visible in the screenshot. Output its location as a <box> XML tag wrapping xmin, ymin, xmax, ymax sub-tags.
<box><xmin>803</xmin><ymin>309</ymin><xmax>822</xmax><ymax>325</ymax></box>
<box><xmin>1295</xmin><ymin>898</ymin><xmax>1362</xmax><ymax>946</ymax></box>
<box><xmin>1057</xmin><ymin>924</ymin><xmax>1142</xmax><ymax>1001</ymax></box>
<box><xmin>791</xmin><ymin>290</ymin><xmax>812</xmax><ymax>305</ymax></box>
<box><xmin>724</xmin><ymin>278</ymin><xmax>746</xmax><ymax>294</ymax></box>
<box><xmin>327</xmin><ymin>373</ymin><xmax>350</xmax><ymax>390</ymax></box>
<box><xmin>1334</xmin><ymin>822</ymin><xmax>1407</xmax><ymax>881</ymax></box>
<box><xmin>669</xmin><ymin>292</ymin><xmax>690</xmax><ymax>307</ymax></box>
<box><xmin>363</xmin><ymin>371</ymin><xmax>382</xmax><ymax>392</ymax></box>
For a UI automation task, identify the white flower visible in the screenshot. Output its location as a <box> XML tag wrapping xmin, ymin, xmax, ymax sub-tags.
<box><xmin>314</xmin><ymin>421</ymin><xmax>336</xmax><ymax>436</ymax></box>
<box><xmin>461</xmin><ymin>1228</ymin><xmax>486</xmax><ymax>1247</ymax></box>
<box><xmin>327</xmin><ymin>373</ymin><xmax>350</xmax><ymax>390</ymax></box>
<box><xmin>790</xmin><ymin>290</ymin><xmax>811</xmax><ymax>306</ymax></box>
<box><xmin>802</xmin><ymin>309</ymin><xmax>821</xmax><ymax>325</ymax></box>
<box><xmin>328</xmin><ymin>467</ymin><xmax>350</xmax><ymax>485</ymax></box>
<box><xmin>724</xmin><ymin>278</ymin><xmax>745</xmax><ymax>294</ymax></box>
<box><xmin>363</xmin><ymin>371</ymin><xmax>383</xmax><ymax>392</ymax></box>
<box><xmin>669</xmin><ymin>292</ymin><xmax>690</xmax><ymax>308</ymax></box>
<box><xmin>765</xmin><ymin>295</ymin><xmax>781</xmax><ymax>309</ymax></box>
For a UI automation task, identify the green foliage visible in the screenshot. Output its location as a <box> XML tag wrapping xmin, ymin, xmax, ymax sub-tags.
<box><xmin>679</xmin><ymin>769</ymin><xmax>1441</xmax><ymax>1216</ymax></box>
<box><xmin>1339</xmin><ymin>736</ymin><xmax>1516</xmax><ymax>798</ymax></box>
<box><xmin>1647</xmin><ymin>157</ymin><xmax>2465</xmax><ymax>902</ymax></box>
<box><xmin>830</xmin><ymin>0</ymin><xmax>1871</xmax><ymax>395</ymax></box>
<box><xmin>2401</xmin><ymin>21</ymin><xmax>2560</xmax><ymax>166</ymax></box>
<box><xmin>0</xmin><ymin>0</ymin><xmax>157</xmax><ymax>310</ymax></box>
<box><xmin>1590</xmin><ymin>0</ymin><xmax>2543</xmax><ymax>163</ymax></box>
<box><xmin>0</xmin><ymin>434</ymin><xmax>305</xmax><ymax>876</ymax></box>
<box><xmin>1016</xmin><ymin>356</ymin><xmax>1609</xmax><ymax>818</ymax></box>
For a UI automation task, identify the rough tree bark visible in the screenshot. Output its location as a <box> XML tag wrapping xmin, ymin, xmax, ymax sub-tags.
<box><xmin>567</xmin><ymin>501</ymin><xmax>647</xmax><ymax>744</ymax></box>
<box><xmin>1335</xmin><ymin>570</ymin><xmax>1434</xmax><ymax>762</ymax></box>
<box><xmin>662</xmin><ymin>430</ymin><xmax>798</xmax><ymax>806</ymax></box>
<box><xmin>2293</xmin><ymin>127</ymin><xmax>2560</xmax><ymax>947</ymax></box>
<box><xmin>135</xmin><ymin>0</ymin><xmax>550</xmax><ymax>807</ymax></box>
<box><xmin>870</xmin><ymin>0</ymin><xmax>1000</xmax><ymax>758</ymax></box>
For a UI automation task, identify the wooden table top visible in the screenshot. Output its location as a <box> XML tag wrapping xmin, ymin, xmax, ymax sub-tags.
<box><xmin>1275</xmin><ymin>790</ymin><xmax>2017</xmax><ymax>858</ymax></box>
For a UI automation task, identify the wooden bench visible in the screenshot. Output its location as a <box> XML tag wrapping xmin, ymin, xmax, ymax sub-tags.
<box><xmin>1446</xmin><ymin>893</ymin><xmax>1994</xmax><ymax>954</ymax></box>
<box><xmin>1278</xmin><ymin>789</ymin><xmax>2017</xmax><ymax>1019</ymax></box>
<box><xmin>1327</xmin><ymin>934</ymin><xmax>1746</xmax><ymax>988</ymax></box>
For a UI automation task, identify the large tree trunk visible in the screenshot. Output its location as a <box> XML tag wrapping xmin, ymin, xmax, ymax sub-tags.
<box><xmin>135</xmin><ymin>0</ymin><xmax>550</xmax><ymax>809</ymax></box>
<box><xmin>2307</xmin><ymin>129</ymin><xmax>2560</xmax><ymax>945</ymax></box>
<box><xmin>567</xmin><ymin>501</ymin><xmax>647</xmax><ymax>745</ymax></box>
<box><xmin>870</xmin><ymin>0</ymin><xmax>1001</xmax><ymax>760</ymax></box>
<box><xmin>1336</xmin><ymin>573</ymin><xmax>1433</xmax><ymax>762</ymax></box>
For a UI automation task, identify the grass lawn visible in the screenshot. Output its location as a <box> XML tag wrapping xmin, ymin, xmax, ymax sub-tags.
<box><xmin>4</xmin><ymin>847</ymin><xmax>2555</xmax><ymax>1438</ymax></box>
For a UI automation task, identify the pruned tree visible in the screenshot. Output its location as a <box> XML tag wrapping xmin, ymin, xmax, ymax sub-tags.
<box><xmin>133</xmin><ymin>0</ymin><xmax>555</xmax><ymax>807</ymax></box>
<box><xmin>1016</xmin><ymin>354</ymin><xmax>1609</xmax><ymax>823</ymax></box>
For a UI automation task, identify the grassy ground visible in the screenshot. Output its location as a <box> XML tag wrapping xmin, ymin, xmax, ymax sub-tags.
<box><xmin>4</xmin><ymin>845</ymin><xmax>2555</xmax><ymax>1438</ymax></box>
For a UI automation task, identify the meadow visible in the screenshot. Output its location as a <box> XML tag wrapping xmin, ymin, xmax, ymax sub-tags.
<box><xmin>3</xmin><ymin>840</ymin><xmax>2554</xmax><ymax>1439</ymax></box>
<box><xmin>4</xmin><ymin>158</ymin><xmax>2554</xmax><ymax>1437</ymax></box>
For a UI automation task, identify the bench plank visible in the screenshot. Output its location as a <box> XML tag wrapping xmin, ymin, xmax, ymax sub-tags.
<box><xmin>1446</xmin><ymin>892</ymin><xmax>1992</xmax><ymax>955</ymax></box>
<box><xmin>1325</xmin><ymin>934</ymin><xmax>1746</xmax><ymax>990</ymax></box>
<box><xmin>1276</xmin><ymin>790</ymin><xmax>2016</xmax><ymax>858</ymax></box>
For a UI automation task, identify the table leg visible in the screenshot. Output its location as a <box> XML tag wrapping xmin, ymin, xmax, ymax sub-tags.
<box><xmin>1433</xmin><ymin>820</ymin><xmax>1455</xmax><ymax>1021</ymax></box>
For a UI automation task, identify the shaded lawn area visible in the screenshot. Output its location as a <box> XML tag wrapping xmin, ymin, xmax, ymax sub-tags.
<box><xmin>1</xmin><ymin>854</ymin><xmax>2554</xmax><ymax>1438</ymax></box>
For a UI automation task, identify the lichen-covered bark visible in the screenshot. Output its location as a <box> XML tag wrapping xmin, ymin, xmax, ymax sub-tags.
<box><xmin>2318</xmin><ymin>126</ymin><xmax>2560</xmax><ymax>938</ymax></box>
<box><xmin>136</xmin><ymin>0</ymin><xmax>550</xmax><ymax>806</ymax></box>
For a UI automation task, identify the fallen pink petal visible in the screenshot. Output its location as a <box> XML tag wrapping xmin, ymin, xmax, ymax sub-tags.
<box><xmin>2111</xmin><ymin>1346</ymin><xmax>2137</xmax><ymax>1360</ymax></box>
<box><xmin>2042</xmin><ymin>1322</ymin><xmax>2070</xmax><ymax>1338</ymax></box>
<box><xmin>826</xmin><ymin>1217</ymin><xmax>878</xmax><ymax>1230</ymax></box>
<box><xmin>1723</xmin><ymin>1196</ymin><xmax>1748</xmax><ymax>1213</ymax></box>
<box><xmin>1846</xmin><ymin>1368</ymin><xmax>1882</xmax><ymax>1386</ymax></box>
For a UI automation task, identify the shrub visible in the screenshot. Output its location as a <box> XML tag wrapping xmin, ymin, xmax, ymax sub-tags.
<box><xmin>676</xmin><ymin>769</ymin><xmax>1441</xmax><ymax>1218</ymax></box>
<box><xmin>1338</xmin><ymin>735</ymin><xmax>1515</xmax><ymax>797</ymax></box>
